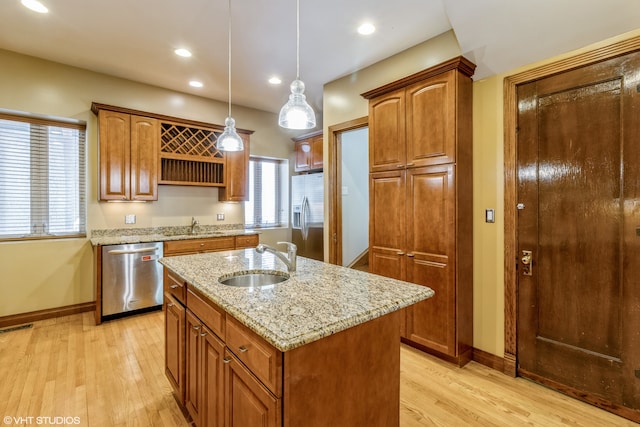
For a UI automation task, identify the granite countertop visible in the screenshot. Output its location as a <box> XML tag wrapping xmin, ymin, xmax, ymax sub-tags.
<box><xmin>159</xmin><ymin>249</ymin><xmax>434</xmax><ymax>352</ymax></box>
<box><xmin>90</xmin><ymin>225</ymin><xmax>259</xmax><ymax>246</ymax></box>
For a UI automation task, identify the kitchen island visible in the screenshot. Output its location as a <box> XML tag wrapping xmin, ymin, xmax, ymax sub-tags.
<box><xmin>160</xmin><ymin>248</ymin><xmax>433</xmax><ymax>427</ymax></box>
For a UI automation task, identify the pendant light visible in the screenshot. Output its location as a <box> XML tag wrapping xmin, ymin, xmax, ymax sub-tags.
<box><xmin>278</xmin><ymin>0</ymin><xmax>316</xmax><ymax>130</ymax></box>
<box><xmin>217</xmin><ymin>0</ymin><xmax>244</xmax><ymax>151</ymax></box>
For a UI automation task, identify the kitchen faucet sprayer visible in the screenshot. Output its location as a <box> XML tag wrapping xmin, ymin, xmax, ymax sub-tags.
<box><xmin>256</xmin><ymin>242</ymin><xmax>297</xmax><ymax>272</ymax></box>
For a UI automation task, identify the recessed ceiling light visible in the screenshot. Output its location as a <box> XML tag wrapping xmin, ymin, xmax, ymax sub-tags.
<box><xmin>175</xmin><ymin>48</ymin><xmax>192</xmax><ymax>58</ymax></box>
<box><xmin>268</xmin><ymin>77</ymin><xmax>282</xmax><ymax>85</ymax></box>
<box><xmin>21</xmin><ymin>0</ymin><xmax>48</xmax><ymax>13</ymax></box>
<box><xmin>189</xmin><ymin>81</ymin><xmax>203</xmax><ymax>88</ymax></box>
<box><xmin>357</xmin><ymin>22</ymin><xmax>376</xmax><ymax>35</ymax></box>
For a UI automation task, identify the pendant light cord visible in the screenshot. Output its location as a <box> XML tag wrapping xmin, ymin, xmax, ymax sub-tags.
<box><xmin>296</xmin><ymin>0</ymin><xmax>300</xmax><ymax>80</ymax></box>
<box><xmin>228</xmin><ymin>0</ymin><xmax>232</xmax><ymax>118</ymax></box>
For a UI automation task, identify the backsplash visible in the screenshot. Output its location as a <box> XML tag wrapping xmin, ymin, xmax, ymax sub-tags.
<box><xmin>91</xmin><ymin>223</ymin><xmax>245</xmax><ymax>237</ymax></box>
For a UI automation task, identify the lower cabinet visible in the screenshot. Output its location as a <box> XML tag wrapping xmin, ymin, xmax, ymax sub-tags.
<box><xmin>225</xmin><ymin>351</ymin><xmax>280</xmax><ymax>427</ymax></box>
<box><xmin>164</xmin><ymin>293</ymin><xmax>185</xmax><ymax>405</ymax></box>
<box><xmin>185</xmin><ymin>310</ymin><xmax>225</xmax><ymax>427</ymax></box>
<box><xmin>165</xmin><ymin>271</ymin><xmax>280</xmax><ymax>427</ymax></box>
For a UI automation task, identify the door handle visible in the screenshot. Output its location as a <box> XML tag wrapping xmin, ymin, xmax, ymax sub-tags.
<box><xmin>521</xmin><ymin>250</ymin><xmax>532</xmax><ymax>276</ymax></box>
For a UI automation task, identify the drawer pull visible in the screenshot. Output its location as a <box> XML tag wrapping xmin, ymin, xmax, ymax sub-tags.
<box><xmin>193</xmin><ymin>325</ymin><xmax>201</xmax><ymax>330</ymax></box>
<box><xmin>407</xmin><ymin>253</ymin><xmax>415</xmax><ymax>257</ymax></box>
<box><xmin>200</xmin><ymin>243</ymin><xmax>205</xmax><ymax>246</ymax></box>
<box><xmin>200</xmin><ymin>332</ymin><xmax>207</xmax><ymax>337</ymax></box>
<box><xmin>239</xmin><ymin>345</ymin><xmax>248</xmax><ymax>353</ymax></box>
<box><xmin>167</xmin><ymin>302</ymin><xmax>174</xmax><ymax>307</ymax></box>
<box><xmin>223</xmin><ymin>357</ymin><xmax>232</xmax><ymax>364</ymax></box>
<box><xmin>170</xmin><ymin>284</ymin><xmax>179</xmax><ymax>289</ymax></box>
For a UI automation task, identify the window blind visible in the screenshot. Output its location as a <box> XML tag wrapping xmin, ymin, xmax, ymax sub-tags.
<box><xmin>0</xmin><ymin>112</ymin><xmax>86</xmax><ymax>240</ymax></box>
<box><xmin>245</xmin><ymin>157</ymin><xmax>285</xmax><ymax>228</ymax></box>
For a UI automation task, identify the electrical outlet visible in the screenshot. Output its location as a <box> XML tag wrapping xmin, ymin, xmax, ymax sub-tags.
<box><xmin>125</xmin><ymin>214</ymin><xmax>136</xmax><ymax>224</ymax></box>
<box><xmin>216</xmin><ymin>213</ymin><xmax>225</xmax><ymax>221</ymax></box>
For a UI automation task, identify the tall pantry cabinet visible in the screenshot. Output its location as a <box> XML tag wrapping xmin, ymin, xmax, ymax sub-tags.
<box><xmin>362</xmin><ymin>57</ymin><xmax>475</xmax><ymax>366</ymax></box>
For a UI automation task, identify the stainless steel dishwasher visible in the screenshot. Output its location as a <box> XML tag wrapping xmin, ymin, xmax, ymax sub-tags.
<box><xmin>101</xmin><ymin>242</ymin><xmax>163</xmax><ymax>318</ymax></box>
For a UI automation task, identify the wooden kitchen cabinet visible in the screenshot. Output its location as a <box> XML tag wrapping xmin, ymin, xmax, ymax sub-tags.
<box><xmin>225</xmin><ymin>350</ymin><xmax>280</xmax><ymax>427</ymax></box>
<box><xmin>293</xmin><ymin>131</ymin><xmax>323</xmax><ymax>172</ymax></box>
<box><xmin>235</xmin><ymin>234</ymin><xmax>259</xmax><ymax>249</ymax></box>
<box><xmin>363</xmin><ymin>57</ymin><xmax>474</xmax><ymax>366</ymax></box>
<box><xmin>185</xmin><ymin>310</ymin><xmax>226</xmax><ymax>427</ymax></box>
<box><xmin>219</xmin><ymin>136</ymin><xmax>250</xmax><ymax>202</ymax></box>
<box><xmin>164</xmin><ymin>236</ymin><xmax>236</xmax><ymax>256</ymax></box>
<box><xmin>97</xmin><ymin>109</ymin><xmax>158</xmax><ymax>201</ymax></box>
<box><xmin>165</xmin><ymin>292</ymin><xmax>186</xmax><ymax>405</ymax></box>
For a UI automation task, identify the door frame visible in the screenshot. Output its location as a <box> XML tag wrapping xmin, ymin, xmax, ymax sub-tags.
<box><xmin>503</xmin><ymin>35</ymin><xmax>640</xmax><ymax>376</ymax></box>
<box><xmin>327</xmin><ymin>116</ymin><xmax>368</xmax><ymax>265</ymax></box>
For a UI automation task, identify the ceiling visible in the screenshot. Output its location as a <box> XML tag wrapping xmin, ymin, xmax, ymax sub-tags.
<box><xmin>1</xmin><ymin>0</ymin><xmax>640</xmax><ymax>119</ymax></box>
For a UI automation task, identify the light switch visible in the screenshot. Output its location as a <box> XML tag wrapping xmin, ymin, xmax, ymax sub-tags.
<box><xmin>125</xmin><ymin>214</ymin><xmax>136</xmax><ymax>224</ymax></box>
<box><xmin>485</xmin><ymin>209</ymin><xmax>495</xmax><ymax>223</ymax></box>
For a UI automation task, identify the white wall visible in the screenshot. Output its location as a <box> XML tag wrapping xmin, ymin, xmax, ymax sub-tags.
<box><xmin>341</xmin><ymin>127</ymin><xmax>369</xmax><ymax>266</ymax></box>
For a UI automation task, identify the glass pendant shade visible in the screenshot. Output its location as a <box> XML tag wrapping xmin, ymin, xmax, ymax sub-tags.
<box><xmin>217</xmin><ymin>117</ymin><xmax>244</xmax><ymax>151</ymax></box>
<box><xmin>278</xmin><ymin>79</ymin><xmax>316</xmax><ymax>130</ymax></box>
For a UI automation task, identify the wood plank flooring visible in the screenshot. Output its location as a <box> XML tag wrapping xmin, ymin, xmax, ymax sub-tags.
<box><xmin>0</xmin><ymin>311</ymin><xmax>635</xmax><ymax>426</ymax></box>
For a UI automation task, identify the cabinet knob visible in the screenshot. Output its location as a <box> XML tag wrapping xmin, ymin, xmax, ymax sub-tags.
<box><xmin>397</xmin><ymin>252</ymin><xmax>405</xmax><ymax>256</ymax></box>
<box><xmin>407</xmin><ymin>253</ymin><xmax>415</xmax><ymax>258</ymax></box>
<box><xmin>170</xmin><ymin>284</ymin><xmax>178</xmax><ymax>289</ymax></box>
<box><xmin>223</xmin><ymin>357</ymin><xmax>232</xmax><ymax>364</ymax></box>
<box><xmin>238</xmin><ymin>345</ymin><xmax>248</xmax><ymax>353</ymax></box>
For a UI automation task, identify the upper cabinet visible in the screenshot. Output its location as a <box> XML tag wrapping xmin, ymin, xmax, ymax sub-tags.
<box><xmin>293</xmin><ymin>131</ymin><xmax>323</xmax><ymax>172</ymax></box>
<box><xmin>92</xmin><ymin>103</ymin><xmax>253</xmax><ymax>202</ymax></box>
<box><xmin>97</xmin><ymin>109</ymin><xmax>159</xmax><ymax>201</ymax></box>
<box><xmin>364</xmin><ymin>58</ymin><xmax>474</xmax><ymax>173</ymax></box>
<box><xmin>218</xmin><ymin>134</ymin><xmax>250</xmax><ymax>202</ymax></box>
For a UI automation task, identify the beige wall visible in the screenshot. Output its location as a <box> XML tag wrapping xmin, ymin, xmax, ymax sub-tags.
<box><xmin>0</xmin><ymin>49</ymin><xmax>292</xmax><ymax>317</ymax></box>
<box><xmin>323</xmin><ymin>28</ymin><xmax>640</xmax><ymax>358</ymax></box>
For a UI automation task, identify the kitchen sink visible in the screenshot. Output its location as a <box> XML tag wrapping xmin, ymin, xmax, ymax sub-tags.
<box><xmin>219</xmin><ymin>270</ymin><xmax>290</xmax><ymax>288</ymax></box>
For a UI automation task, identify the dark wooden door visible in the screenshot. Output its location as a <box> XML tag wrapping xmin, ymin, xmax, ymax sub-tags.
<box><xmin>517</xmin><ymin>51</ymin><xmax>640</xmax><ymax>417</ymax></box>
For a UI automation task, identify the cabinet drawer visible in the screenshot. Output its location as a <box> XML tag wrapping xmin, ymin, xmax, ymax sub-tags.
<box><xmin>186</xmin><ymin>287</ymin><xmax>225</xmax><ymax>339</ymax></box>
<box><xmin>225</xmin><ymin>316</ymin><xmax>282</xmax><ymax>396</ymax></box>
<box><xmin>164</xmin><ymin>269</ymin><xmax>186</xmax><ymax>305</ymax></box>
<box><xmin>164</xmin><ymin>236</ymin><xmax>235</xmax><ymax>255</ymax></box>
<box><xmin>235</xmin><ymin>234</ymin><xmax>259</xmax><ymax>248</ymax></box>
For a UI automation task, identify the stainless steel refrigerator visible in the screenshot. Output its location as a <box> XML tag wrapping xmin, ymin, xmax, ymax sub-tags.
<box><xmin>291</xmin><ymin>172</ymin><xmax>324</xmax><ymax>261</ymax></box>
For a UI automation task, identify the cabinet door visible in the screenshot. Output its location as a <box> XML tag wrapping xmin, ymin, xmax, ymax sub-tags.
<box><xmin>165</xmin><ymin>293</ymin><xmax>185</xmax><ymax>405</ymax></box>
<box><xmin>130</xmin><ymin>115</ymin><xmax>158</xmax><ymax>201</ymax></box>
<box><xmin>294</xmin><ymin>140</ymin><xmax>311</xmax><ymax>172</ymax></box>
<box><xmin>202</xmin><ymin>325</ymin><xmax>225</xmax><ymax>427</ymax></box>
<box><xmin>405</xmin><ymin>70</ymin><xmax>456</xmax><ymax>166</ymax></box>
<box><xmin>404</xmin><ymin>165</ymin><xmax>456</xmax><ymax>356</ymax></box>
<box><xmin>369</xmin><ymin>170</ymin><xmax>406</xmax><ymax>280</ymax></box>
<box><xmin>225</xmin><ymin>351</ymin><xmax>280</xmax><ymax>427</ymax></box>
<box><xmin>310</xmin><ymin>135</ymin><xmax>323</xmax><ymax>170</ymax></box>
<box><xmin>368</xmin><ymin>89</ymin><xmax>405</xmax><ymax>172</ymax></box>
<box><xmin>186</xmin><ymin>310</ymin><xmax>204</xmax><ymax>425</ymax></box>
<box><xmin>219</xmin><ymin>136</ymin><xmax>250</xmax><ymax>202</ymax></box>
<box><xmin>98</xmin><ymin>110</ymin><xmax>130</xmax><ymax>200</ymax></box>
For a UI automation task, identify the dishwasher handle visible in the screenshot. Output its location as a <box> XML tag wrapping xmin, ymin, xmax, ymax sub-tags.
<box><xmin>107</xmin><ymin>247</ymin><xmax>160</xmax><ymax>255</ymax></box>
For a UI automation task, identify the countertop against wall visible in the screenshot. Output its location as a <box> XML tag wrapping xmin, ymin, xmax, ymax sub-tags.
<box><xmin>90</xmin><ymin>224</ymin><xmax>259</xmax><ymax>246</ymax></box>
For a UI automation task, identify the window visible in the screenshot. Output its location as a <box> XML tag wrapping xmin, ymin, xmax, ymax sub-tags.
<box><xmin>245</xmin><ymin>157</ymin><xmax>288</xmax><ymax>228</ymax></box>
<box><xmin>0</xmin><ymin>112</ymin><xmax>86</xmax><ymax>240</ymax></box>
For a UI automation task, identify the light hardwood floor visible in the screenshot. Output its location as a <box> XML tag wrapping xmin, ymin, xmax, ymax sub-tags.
<box><xmin>0</xmin><ymin>311</ymin><xmax>636</xmax><ymax>426</ymax></box>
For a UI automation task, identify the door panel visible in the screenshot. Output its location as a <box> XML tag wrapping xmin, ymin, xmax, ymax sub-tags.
<box><xmin>368</xmin><ymin>91</ymin><xmax>405</xmax><ymax>172</ymax></box>
<box><xmin>517</xmin><ymin>51</ymin><xmax>640</xmax><ymax>413</ymax></box>
<box><xmin>405</xmin><ymin>165</ymin><xmax>455</xmax><ymax>354</ymax></box>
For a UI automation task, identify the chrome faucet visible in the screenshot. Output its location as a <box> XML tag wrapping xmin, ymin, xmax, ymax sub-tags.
<box><xmin>190</xmin><ymin>217</ymin><xmax>199</xmax><ymax>234</ymax></box>
<box><xmin>256</xmin><ymin>242</ymin><xmax>297</xmax><ymax>272</ymax></box>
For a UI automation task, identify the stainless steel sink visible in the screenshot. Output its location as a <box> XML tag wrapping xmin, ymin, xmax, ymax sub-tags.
<box><xmin>219</xmin><ymin>270</ymin><xmax>289</xmax><ymax>288</ymax></box>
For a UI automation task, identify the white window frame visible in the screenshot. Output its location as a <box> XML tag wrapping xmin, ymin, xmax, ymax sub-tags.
<box><xmin>245</xmin><ymin>156</ymin><xmax>288</xmax><ymax>229</ymax></box>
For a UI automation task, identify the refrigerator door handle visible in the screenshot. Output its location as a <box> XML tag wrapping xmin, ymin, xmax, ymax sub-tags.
<box><xmin>302</xmin><ymin>196</ymin><xmax>310</xmax><ymax>241</ymax></box>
